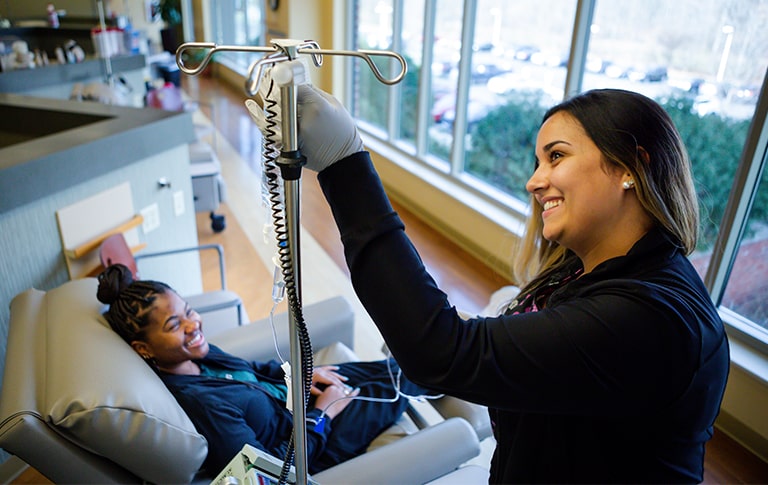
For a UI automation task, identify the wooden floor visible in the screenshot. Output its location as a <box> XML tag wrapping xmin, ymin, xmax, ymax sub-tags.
<box><xmin>10</xmin><ymin>73</ymin><xmax>768</xmax><ymax>484</ymax></box>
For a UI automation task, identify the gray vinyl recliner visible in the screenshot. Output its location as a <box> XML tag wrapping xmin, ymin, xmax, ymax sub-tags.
<box><xmin>0</xmin><ymin>278</ymin><xmax>490</xmax><ymax>484</ymax></box>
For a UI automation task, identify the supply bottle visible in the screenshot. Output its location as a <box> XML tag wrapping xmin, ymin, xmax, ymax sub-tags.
<box><xmin>47</xmin><ymin>4</ymin><xmax>60</xmax><ymax>28</ymax></box>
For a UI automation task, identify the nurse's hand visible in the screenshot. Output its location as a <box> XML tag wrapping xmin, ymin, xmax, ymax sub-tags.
<box><xmin>245</xmin><ymin>83</ymin><xmax>364</xmax><ymax>172</ymax></box>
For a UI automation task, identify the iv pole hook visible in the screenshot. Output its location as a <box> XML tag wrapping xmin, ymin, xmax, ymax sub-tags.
<box><xmin>175</xmin><ymin>41</ymin><xmax>407</xmax><ymax>91</ymax></box>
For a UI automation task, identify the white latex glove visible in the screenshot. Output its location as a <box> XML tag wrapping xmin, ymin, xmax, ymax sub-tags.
<box><xmin>246</xmin><ymin>82</ymin><xmax>364</xmax><ymax>172</ymax></box>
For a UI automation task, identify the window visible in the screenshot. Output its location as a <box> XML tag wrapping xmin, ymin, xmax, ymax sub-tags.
<box><xmin>585</xmin><ymin>1</ymin><xmax>768</xmax><ymax>345</ymax></box>
<box><xmin>207</xmin><ymin>0</ymin><xmax>264</xmax><ymax>70</ymax></box>
<box><xmin>426</xmin><ymin>1</ymin><xmax>463</xmax><ymax>167</ymax></box>
<box><xmin>349</xmin><ymin>0</ymin><xmax>768</xmax><ymax>350</ymax></box>
<box><xmin>722</xmin><ymin>166</ymin><xmax>768</xmax><ymax>336</ymax></box>
<box><xmin>351</xmin><ymin>0</ymin><xmax>394</xmax><ymax>132</ymax></box>
<box><xmin>463</xmin><ymin>0</ymin><xmax>576</xmax><ymax>202</ymax></box>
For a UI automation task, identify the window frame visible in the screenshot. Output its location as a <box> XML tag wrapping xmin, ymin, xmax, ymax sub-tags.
<box><xmin>705</xmin><ymin>74</ymin><xmax>768</xmax><ymax>354</ymax></box>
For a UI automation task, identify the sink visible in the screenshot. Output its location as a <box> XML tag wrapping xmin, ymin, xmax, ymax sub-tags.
<box><xmin>0</xmin><ymin>105</ymin><xmax>113</xmax><ymax>149</ymax></box>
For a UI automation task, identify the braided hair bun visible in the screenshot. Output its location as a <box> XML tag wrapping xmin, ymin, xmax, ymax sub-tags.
<box><xmin>96</xmin><ymin>264</ymin><xmax>135</xmax><ymax>305</ymax></box>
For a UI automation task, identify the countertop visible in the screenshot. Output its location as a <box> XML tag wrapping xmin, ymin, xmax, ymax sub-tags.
<box><xmin>0</xmin><ymin>54</ymin><xmax>146</xmax><ymax>93</ymax></box>
<box><xmin>0</xmin><ymin>93</ymin><xmax>195</xmax><ymax>213</ymax></box>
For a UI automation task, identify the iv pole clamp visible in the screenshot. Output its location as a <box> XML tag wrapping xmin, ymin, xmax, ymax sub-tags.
<box><xmin>176</xmin><ymin>39</ymin><xmax>406</xmax><ymax>485</ymax></box>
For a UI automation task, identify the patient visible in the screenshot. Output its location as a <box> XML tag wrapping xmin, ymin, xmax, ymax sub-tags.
<box><xmin>96</xmin><ymin>263</ymin><xmax>432</xmax><ymax>476</ymax></box>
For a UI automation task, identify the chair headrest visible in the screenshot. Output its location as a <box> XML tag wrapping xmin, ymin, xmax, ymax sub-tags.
<box><xmin>8</xmin><ymin>278</ymin><xmax>207</xmax><ymax>483</ymax></box>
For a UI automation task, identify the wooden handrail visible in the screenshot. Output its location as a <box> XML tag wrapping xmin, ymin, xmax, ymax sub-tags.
<box><xmin>65</xmin><ymin>214</ymin><xmax>144</xmax><ymax>259</ymax></box>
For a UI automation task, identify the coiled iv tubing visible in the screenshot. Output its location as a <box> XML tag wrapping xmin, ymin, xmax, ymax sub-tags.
<box><xmin>261</xmin><ymin>78</ymin><xmax>315</xmax><ymax>484</ymax></box>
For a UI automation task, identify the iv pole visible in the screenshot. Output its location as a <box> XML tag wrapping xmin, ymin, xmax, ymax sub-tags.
<box><xmin>176</xmin><ymin>40</ymin><xmax>406</xmax><ymax>485</ymax></box>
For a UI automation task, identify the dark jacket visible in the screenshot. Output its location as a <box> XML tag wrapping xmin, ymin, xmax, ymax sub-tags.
<box><xmin>159</xmin><ymin>345</ymin><xmax>424</xmax><ymax>477</ymax></box>
<box><xmin>318</xmin><ymin>152</ymin><xmax>730</xmax><ymax>483</ymax></box>
<box><xmin>159</xmin><ymin>345</ymin><xmax>331</xmax><ymax>475</ymax></box>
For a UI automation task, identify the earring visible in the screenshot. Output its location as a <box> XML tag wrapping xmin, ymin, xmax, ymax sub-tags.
<box><xmin>140</xmin><ymin>354</ymin><xmax>156</xmax><ymax>366</ymax></box>
<box><xmin>623</xmin><ymin>179</ymin><xmax>635</xmax><ymax>190</ymax></box>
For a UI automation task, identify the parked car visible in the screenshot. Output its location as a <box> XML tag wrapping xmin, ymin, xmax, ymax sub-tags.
<box><xmin>627</xmin><ymin>65</ymin><xmax>668</xmax><ymax>83</ymax></box>
<box><xmin>470</xmin><ymin>61</ymin><xmax>512</xmax><ymax>84</ymax></box>
<box><xmin>431</xmin><ymin>86</ymin><xmax>500</xmax><ymax>126</ymax></box>
<box><xmin>603</xmin><ymin>62</ymin><xmax>629</xmax><ymax>79</ymax></box>
<box><xmin>693</xmin><ymin>95</ymin><xmax>721</xmax><ymax>116</ymax></box>
<box><xmin>585</xmin><ymin>55</ymin><xmax>606</xmax><ymax>73</ymax></box>
<box><xmin>513</xmin><ymin>45</ymin><xmax>539</xmax><ymax>61</ymax></box>
<box><xmin>486</xmin><ymin>72</ymin><xmax>518</xmax><ymax>95</ymax></box>
<box><xmin>732</xmin><ymin>84</ymin><xmax>759</xmax><ymax>104</ymax></box>
<box><xmin>530</xmin><ymin>50</ymin><xmax>568</xmax><ymax>68</ymax></box>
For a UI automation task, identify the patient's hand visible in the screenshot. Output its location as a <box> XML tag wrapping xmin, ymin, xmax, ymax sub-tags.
<box><xmin>310</xmin><ymin>365</ymin><xmax>349</xmax><ymax>396</ymax></box>
<box><xmin>314</xmin><ymin>384</ymin><xmax>360</xmax><ymax>419</ymax></box>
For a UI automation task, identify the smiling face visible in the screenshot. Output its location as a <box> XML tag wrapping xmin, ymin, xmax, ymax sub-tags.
<box><xmin>526</xmin><ymin>111</ymin><xmax>650</xmax><ymax>272</ymax></box>
<box><xmin>130</xmin><ymin>291</ymin><xmax>209</xmax><ymax>375</ymax></box>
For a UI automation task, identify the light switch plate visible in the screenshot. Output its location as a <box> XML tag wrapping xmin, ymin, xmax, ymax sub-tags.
<box><xmin>173</xmin><ymin>190</ymin><xmax>185</xmax><ymax>216</ymax></box>
<box><xmin>141</xmin><ymin>203</ymin><xmax>160</xmax><ymax>233</ymax></box>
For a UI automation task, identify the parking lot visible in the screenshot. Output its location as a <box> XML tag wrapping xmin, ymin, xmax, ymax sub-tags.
<box><xmin>428</xmin><ymin>46</ymin><xmax>758</xmax><ymax>137</ymax></box>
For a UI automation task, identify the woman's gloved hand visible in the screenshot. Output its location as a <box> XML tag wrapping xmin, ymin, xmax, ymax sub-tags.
<box><xmin>245</xmin><ymin>82</ymin><xmax>364</xmax><ymax>172</ymax></box>
<box><xmin>296</xmin><ymin>85</ymin><xmax>365</xmax><ymax>171</ymax></box>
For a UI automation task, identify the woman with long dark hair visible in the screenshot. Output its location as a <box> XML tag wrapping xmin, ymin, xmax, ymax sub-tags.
<box><xmin>247</xmin><ymin>86</ymin><xmax>729</xmax><ymax>483</ymax></box>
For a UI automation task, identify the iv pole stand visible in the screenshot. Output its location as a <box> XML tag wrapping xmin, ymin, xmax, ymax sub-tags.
<box><xmin>177</xmin><ymin>40</ymin><xmax>406</xmax><ymax>485</ymax></box>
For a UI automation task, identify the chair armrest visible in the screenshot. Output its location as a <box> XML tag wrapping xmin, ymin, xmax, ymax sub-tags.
<box><xmin>430</xmin><ymin>396</ymin><xmax>492</xmax><ymax>441</ymax></box>
<box><xmin>426</xmin><ymin>465</ymin><xmax>490</xmax><ymax>484</ymax></box>
<box><xmin>136</xmin><ymin>243</ymin><xmax>226</xmax><ymax>289</ymax></box>
<box><xmin>312</xmin><ymin>417</ymin><xmax>480</xmax><ymax>485</ymax></box>
<box><xmin>209</xmin><ymin>296</ymin><xmax>354</xmax><ymax>362</ymax></box>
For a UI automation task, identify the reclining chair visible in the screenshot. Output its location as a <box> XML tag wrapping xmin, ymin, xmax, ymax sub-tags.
<box><xmin>0</xmin><ymin>278</ymin><xmax>490</xmax><ymax>484</ymax></box>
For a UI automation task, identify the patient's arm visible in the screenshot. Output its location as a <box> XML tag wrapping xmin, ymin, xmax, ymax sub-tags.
<box><xmin>170</xmin><ymin>384</ymin><xmax>333</xmax><ymax>476</ymax></box>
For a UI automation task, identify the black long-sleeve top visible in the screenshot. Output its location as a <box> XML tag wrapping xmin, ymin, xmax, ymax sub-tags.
<box><xmin>318</xmin><ymin>152</ymin><xmax>730</xmax><ymax>483</ymax></box>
